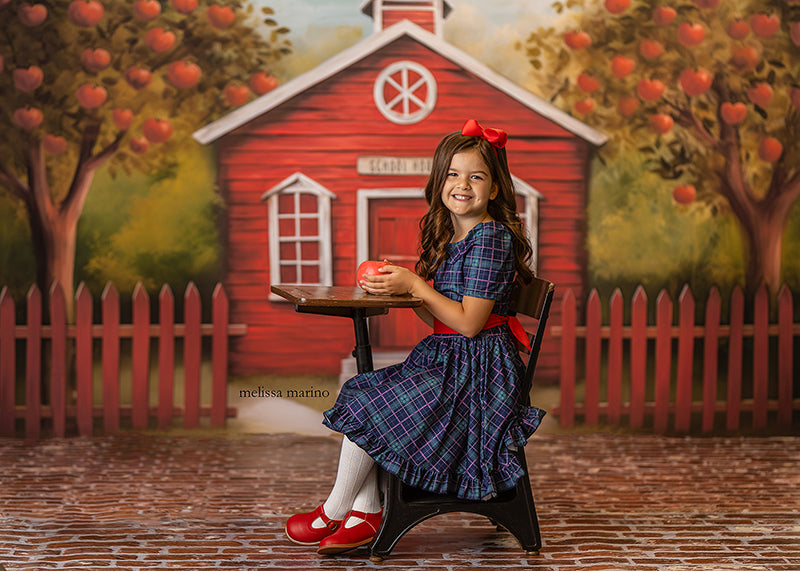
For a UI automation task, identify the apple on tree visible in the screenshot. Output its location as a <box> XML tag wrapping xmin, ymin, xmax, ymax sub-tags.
<box><xmin>76</xmin><ymin>84</ymin><xmax>107</xmax><ymax>109</ymax></box>
<box><xmin>18</xmin><ymin>3</ymin><xmax>47</xmax><ymax>27</ymax></box>
<box><xmin>167</xmin><ymin>61</ymin><xmax>202</xmax><ymax>89</ymax></box>
<box><xmin>142</xmin><ymin>118</ymin><xmax>174</xmax><ymax>143</ymax></box>
<box><xmin>112</xmin><ymin>108</ymin><xmax>134</xmax><ymax>130</ymax></box>
<box><xmin>12</xmin><ymin>107</ymin><xmax>44</xmax><ymax>131</ymax></box>
<box><xmin>43</xmin><ymin>134</ymin><xmax>67</xmax><ymax>155</ymax></box>
<box><xmin>133</xmin><ymin>0</ymin><xmax>161</xmax><ymax>22</ymax></box>
<box><xmin>720</xmin><ymin>102</ymin><xmax>747</xmax><ymax>125</ymax></box>
<box><xmin>67</xmin><ymin>0</ymin><xmax>103</xmax><ymax>27</ymax></box>
<box><xmin>13</xmin><ymin>66</ymin><xmax>43</xmax><ymax>93</ymax></box>
<box><xmin>207</xmin><ymin>4</ymin><xmax>235</xmax><ymax>29</ymax></box>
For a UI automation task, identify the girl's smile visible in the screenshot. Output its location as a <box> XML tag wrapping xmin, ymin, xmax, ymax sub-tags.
<box><xmin>442</xmin><ymin>148</ymin><xmax>498</xmax><ymax>237</ymax></box>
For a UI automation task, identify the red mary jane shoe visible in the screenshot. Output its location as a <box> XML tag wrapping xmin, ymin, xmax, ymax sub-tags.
<box><xmin>317</xmin><ymin>509</ymin><xmax>383</xmax><ymax>555</ymax></box>
<box><xmin>285</xmin><ymin>504</ymin><xmax>342</xmax><ymax>546</ymax></box>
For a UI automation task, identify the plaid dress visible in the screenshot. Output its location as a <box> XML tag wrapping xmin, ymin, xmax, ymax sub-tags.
<box><xmin>323</xmin><ymin>221</ymin><xmax>545</xmax><ymax>500</ymax></box>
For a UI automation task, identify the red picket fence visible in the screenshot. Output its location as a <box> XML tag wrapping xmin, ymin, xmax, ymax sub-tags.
<box><xmin>0</xmin><ymin>282</ymin><xmax>246</xmax><ymax>439</ymax></box>
<box><xmin>553</xmin><ymin>283</ymin><xmax>798</xmax><ymax>434</ymax></box>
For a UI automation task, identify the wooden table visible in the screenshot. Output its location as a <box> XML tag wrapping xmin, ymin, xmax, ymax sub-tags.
<box><xmin>270</xmin><ymin>285</ymin><xmax>423</xmax><ymax>374</ymax></box>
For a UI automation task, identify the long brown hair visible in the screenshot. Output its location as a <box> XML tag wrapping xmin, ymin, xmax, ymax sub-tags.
<box><xmin>415</xmin><ymin>130</ymin><xmax>534</xmax><ymax>284</ymax></box>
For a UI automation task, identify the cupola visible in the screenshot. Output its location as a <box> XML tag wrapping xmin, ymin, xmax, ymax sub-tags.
<box><xmin>361</xmin><ymin>0</ymin><xmax>453</xmax><ymax>36</ymax></box>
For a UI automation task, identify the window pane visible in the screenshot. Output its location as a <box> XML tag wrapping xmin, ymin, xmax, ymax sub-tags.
<box><xmin>301</xmin><ymin>241</ymin><xmax>319</xmax><ymax>259</ymax></box>
<box><xmin>302</xmin><ymin>265</ymin><xmax>320</xmax><ymax>283</ymax></box>
<box><xmin>299</xmin><ymin>193</ymin><xmax>317</xmax><ymax>213</ymax></box>
<box><xmin>279</xmin><ymin>217</ymin><xmax>295</xmax><ymax>236</ymax></box>
<box><xmin>280</xmin><ymin>265</ymin><xmax>297</xmax><ymax>283</ymax></box>
<box><xmin>278</xmin><ymin>193</ymin><xmax>295</xmax><ymax>213</ymax></box>
<box><xmin>280</xmin><ymin>241</ymin><xmax>297</xmax><ymax>260</ymax></box>
<box><xmin>300</xmin><ymin>217</ymin><xmax>318</xmax><ymax>236</ymax></box>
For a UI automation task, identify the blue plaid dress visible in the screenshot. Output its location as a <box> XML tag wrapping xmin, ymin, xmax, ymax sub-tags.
<box><xmin>323</xmin><ymin>221</ymin><xmax>545</xmax><ymax>500</ymax></box>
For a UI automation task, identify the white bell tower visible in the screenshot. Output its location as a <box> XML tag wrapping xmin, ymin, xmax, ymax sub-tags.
<box><xmin>360</xmin><ymin>0</ymin><xmax>453</xmax><ymax>37</ymax></box>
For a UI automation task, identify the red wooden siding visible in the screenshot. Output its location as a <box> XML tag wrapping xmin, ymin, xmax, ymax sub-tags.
<box><xmin>0</xmin><ymin>283</ymin><xmax>243</xmax><ymax>439</ymax></box>
<box><xmin>219</xmin><ymin>35</ymin><xmax>591</xmax><ymax>377</ymax></box>
<box><xmin>554</xmin><ymin>284</ymin><xmax>799</xmax><ymax>434</ymax></box>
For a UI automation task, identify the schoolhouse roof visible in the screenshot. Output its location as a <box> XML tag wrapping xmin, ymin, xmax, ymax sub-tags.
<box><xmin>192</xmin><ymin>19</ymin><xmax>608</xmax><ymax>146</ymax></box>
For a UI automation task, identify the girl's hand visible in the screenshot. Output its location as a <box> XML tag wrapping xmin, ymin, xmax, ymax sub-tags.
<box><xmin>359</xmin><ymin>263</ymin><xmax>419</xmax><ymax>296</ymax></box>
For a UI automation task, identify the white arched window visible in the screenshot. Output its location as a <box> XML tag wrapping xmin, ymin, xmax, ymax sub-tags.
<box><xmin>261</xmin><ymin>173</ymin><xmax>336</xmax><ymax>299</ymax></box>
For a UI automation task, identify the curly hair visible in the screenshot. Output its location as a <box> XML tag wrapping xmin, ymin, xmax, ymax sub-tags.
<box><xmin>415</xmin><ymin>130</ymin><xmax>534</xmax><ymax>284</ymax></box>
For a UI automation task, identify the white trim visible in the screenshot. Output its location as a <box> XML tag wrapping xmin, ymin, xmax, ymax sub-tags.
<box><xmin>356</xmin><ymin>177</ymin><xmax>541</xmax><ymax>274</ymax></box>
<box><xmin>356</xmin><ymin>188</ymin><xmax>424</xmax><ymax>265</ymax></box>
<box><xmin>263</xmin><ymin>173</ymin><xmax>336</xmax><ymax>301</ymax></box>
<box><xmin>192</xmin><ymin>20</ymin><xmax>607</xmax><ymax>146</ymax></box>
<box><xmin>373</xmin><ymin>60</ymin><xmax>438</xmax><ymax>124</ymax></box>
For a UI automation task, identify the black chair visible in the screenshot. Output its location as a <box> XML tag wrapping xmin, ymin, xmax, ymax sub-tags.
<box><xmin>369</xmin><ymin>277</ymin><xmax>555</xmax><ymax>561</ymax></box>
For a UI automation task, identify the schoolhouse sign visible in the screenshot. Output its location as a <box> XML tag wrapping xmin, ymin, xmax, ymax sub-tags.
<box><xmin>357</xmin><ymin>156</ymin><xmax>433</xmax><ymax>175</ymax></box>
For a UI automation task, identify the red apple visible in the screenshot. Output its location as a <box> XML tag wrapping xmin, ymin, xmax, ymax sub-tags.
<box><xmin>791</xmin><ymin>87</ymin><xmax>800</xmax><ymax>110</ymax></box>
<box><xmin>677</xmin><ymin>22</ymin><xmax>705</xmax><ymax>47</ymax></box>
<box><xmin>249</xmin><ymin>72</ymin><xmax>279</xmax><ymax>95</ymax></box>
<box><xmin>145</xmin><ymin>28</ymin><xmax>176</xmax><ymax>53</ymax></box>
<box><xmin>720</xmin><ymin>102</ymin><xmax>747</xmax><ymax>125</ymax></box>
<box><xmin>574</xmin><ymin>98</ymin><xmax>595</xmax><ymax>115</ymax></box>
<box><xmin>142</xmin><ymin>117</ymin><xmax>173</xmax><ymax>143</ymax></box>
<box><xmin>125</xmin><ymin>66</ymin><xmax>152</xmax><ymax>90</ymax></box>
<box><xmin>672</xmin><ymin>184</ymin><xmax>696</xmax><ymax>205</ymax></box>
<box><xmin>112</xmin><ymin>108</ymin><xmax>134</xmax><ymax>130</ymax></box>
<box><xmin>172</xmin><ymin>0</ymin><xmax>198</xmax><ymax>14</ymax></box>
<box><xmin>564</xmin><ymin>30</ymin><xmax>591</xmax><ymax>50</ymax></box>
<box><xmin>129</xmin><ymin>137</ymin><xmax>149</xmax><ymax>154</ymax></box>
<box><xmin>637</xmin><ymin>78</ymin><xmax>665</xmax><ymax>102</ymax></box>
<box><xmin>80</xmin><ymin>48</ymin><xmax>111</xmax><ymax>73</ymax></box>
<box><xmin>649</xmin><ymin>113</ymin><xmax>674</xmax><ymax>135</ymax></box>
<box><xmin>791</xmin><ymin>22</ymin><xmax>800</xmax><ymax>47</ymax></box>
<box><xmin>750</xmin><ymin>13</ymin><xmax>779</xmax><ymax>38</ymax></box>
<box><xmin>207</xmin><ymin>4</ymin><xmax>235</xmax><ymax>29</ymax></box>
<box><xmin>167</xmin><ymin>61</ymin><xmax>202</xmax><ymax>88</ymax></box>
<box><xmin>13</xmin><ymin>66</ymin><xmax>43</xmax><ymax>93</ymax></box>
<box><xmin>133</xmin><ymin>0</ymin><xmax>161</xmax><ymax>21</ymax></box>
<box><xmin>618</xmin><ymin>96</ymin><xmax>640</xmax><ymax>117</ymax></box>
<box><xmin>747</xmin><ymin>83</ymin><xmax>773</xmax><ymax>107</ymax></box>
<box><xmin>18</xmin><ymin>3</ymin><xmax>47</xmax><ymax>26</ymax></box>
<box><xmin>639</xmin><ymin>39</ymin><xmax>664</xmax><ymax>60</ymax></box>
<box><xmin>604</xmin><ymin>0</ymin><xmax>630</xmax><ymax>15</ymax></box>
<box><xmin>694</xmin><ymin>0</ymin><xmax>720</xmax><ymax>8</ymax></box>
<box><xmin>357</xmin><ymin>261</ymin><xmax>387</xmax><ymax>288</ymax></box>
<box><xmin>610</xmin><ymin>55</ymin><xmax>635</xmax><ymax>79</ymax></box>
<box><xmin>43</xmin><ymin>134</ymin><xmax>67</xmax><ymax>155</ymax></box>
<box><xmin>76</xmin><ymin>84</ymin><xmax>107</xmax><ymax>109</ymax></box>
<box><xmin>730</xmin><ymin>45</ymin><xmax>759</xmax><ymax>71</ymax></box>
<box><xmin>224</xmin><ymin>84</ymin><xmax>250</xmax><ymax>107</ymax></box>
<box><xmin>727</xmin><ymin>19</ymin><xmax>750</xmax><ymax>40</ymax></box>
<box><xmin>758</xmin><ymin>137</ymin><xmax>782</xmax><ymax>162</ymax></box>
<box><xmin>653</xmin><ymin>6</ymin><xmax>676</xmax><ymax>26</ymax></box>
<box><xmin>12</xmin><ymin>107</ymin><xmax>43</xmax><ymax>131</ymax></box>
<box><xmin>679</xmin><ymin>68</ymin><xmax>712</xmax><ymax>97</ymax></box>
<box><xmin>577</xmin><ymin>72</ymin><xmax>600</xmax><ymax>93</ymax></box>
<box><xmin>67</xmin><ymin>0</ymin><xmax>103</xmax><ymax>27</ymax></box>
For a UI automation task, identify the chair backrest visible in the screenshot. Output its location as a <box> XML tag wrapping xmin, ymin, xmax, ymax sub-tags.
<box><xmin>508</xmin><ymin>276</ymin><xmax>555</xmax><ymax>401</ymax></box>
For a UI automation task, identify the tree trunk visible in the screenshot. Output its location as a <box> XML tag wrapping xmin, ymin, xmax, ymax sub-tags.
<box><xmin>740</xmin><ymin>201</ymin><xmax>789</xmax><ymax>297</ymax></box>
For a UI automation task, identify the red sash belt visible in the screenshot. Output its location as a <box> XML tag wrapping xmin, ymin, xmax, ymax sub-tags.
<box><xmin>433</xmin><ymin>314</ymin><xmax>530</xmax><ymax>351</ymax></box>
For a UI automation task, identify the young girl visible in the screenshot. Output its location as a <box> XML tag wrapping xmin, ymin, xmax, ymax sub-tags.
<box><xmin>285</xmin><ymin>119</ymin><xmax>545</xmax><ymax>555</ymax></box>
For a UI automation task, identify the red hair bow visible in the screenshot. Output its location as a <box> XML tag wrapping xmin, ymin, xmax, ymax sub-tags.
<box><xmin>461</xmin><ymin>119</ymin><xmax>508</xmax><ymax>149</ymax></box>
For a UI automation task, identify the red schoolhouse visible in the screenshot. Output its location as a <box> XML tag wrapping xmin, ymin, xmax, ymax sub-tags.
<box><xmin>193</xmin><ymin>0</ymin><xmax>607</xmax><ymax>381</ymax></box>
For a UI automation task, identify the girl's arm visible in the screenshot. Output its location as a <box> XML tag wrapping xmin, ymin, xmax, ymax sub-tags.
<box><xmin>360</xmin><ymin>265</ymin><xmax>495</xmax><ymax>337</ymax></box>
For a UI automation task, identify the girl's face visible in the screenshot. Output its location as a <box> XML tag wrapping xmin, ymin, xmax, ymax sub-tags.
<box><xmin>440</xmin><ymin>148</ymin><xmax>498</xmax><ymax>224</ymax></box>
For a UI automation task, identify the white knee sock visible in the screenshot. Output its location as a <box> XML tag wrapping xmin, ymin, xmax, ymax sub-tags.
<box><xmin>311</xmin><ymin>436</ymin><xmax>380</xmax><ymax>529</ymax></box>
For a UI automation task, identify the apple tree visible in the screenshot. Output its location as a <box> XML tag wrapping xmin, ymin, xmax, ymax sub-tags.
<box><xmin>527</xmin><ymin>0</ymin><xmax>800</xmax><ymax>295</ymax></box>
<box><xmin>0</xmin><ymin>0</ymin><xmax>290</xmax><ymax>319</ymax></box>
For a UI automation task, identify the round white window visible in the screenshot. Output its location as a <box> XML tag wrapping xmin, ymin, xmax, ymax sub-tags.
<box><xmin>373</xmin><ymin>60</ymin><xmax>437</xmax><ymax>125</ymax></box>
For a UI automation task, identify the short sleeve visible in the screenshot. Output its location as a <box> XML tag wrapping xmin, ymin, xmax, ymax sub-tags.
<box><xmin>462</xmin><ymin>224</ymin><xmax>514</xmax><ymax>300</ymax></box>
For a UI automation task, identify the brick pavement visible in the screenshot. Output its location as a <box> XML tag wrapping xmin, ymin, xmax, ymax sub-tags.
<box><xmin>0</xmin><ymin>430</ymin><xmax>798</xmax><ymax>570</ymax></box>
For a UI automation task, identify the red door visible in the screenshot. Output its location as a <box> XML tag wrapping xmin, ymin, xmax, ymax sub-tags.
<box><xmin>369</xmin><ymin>198</ymin><xmax>430</xmax><ymax>350</ymax></box>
